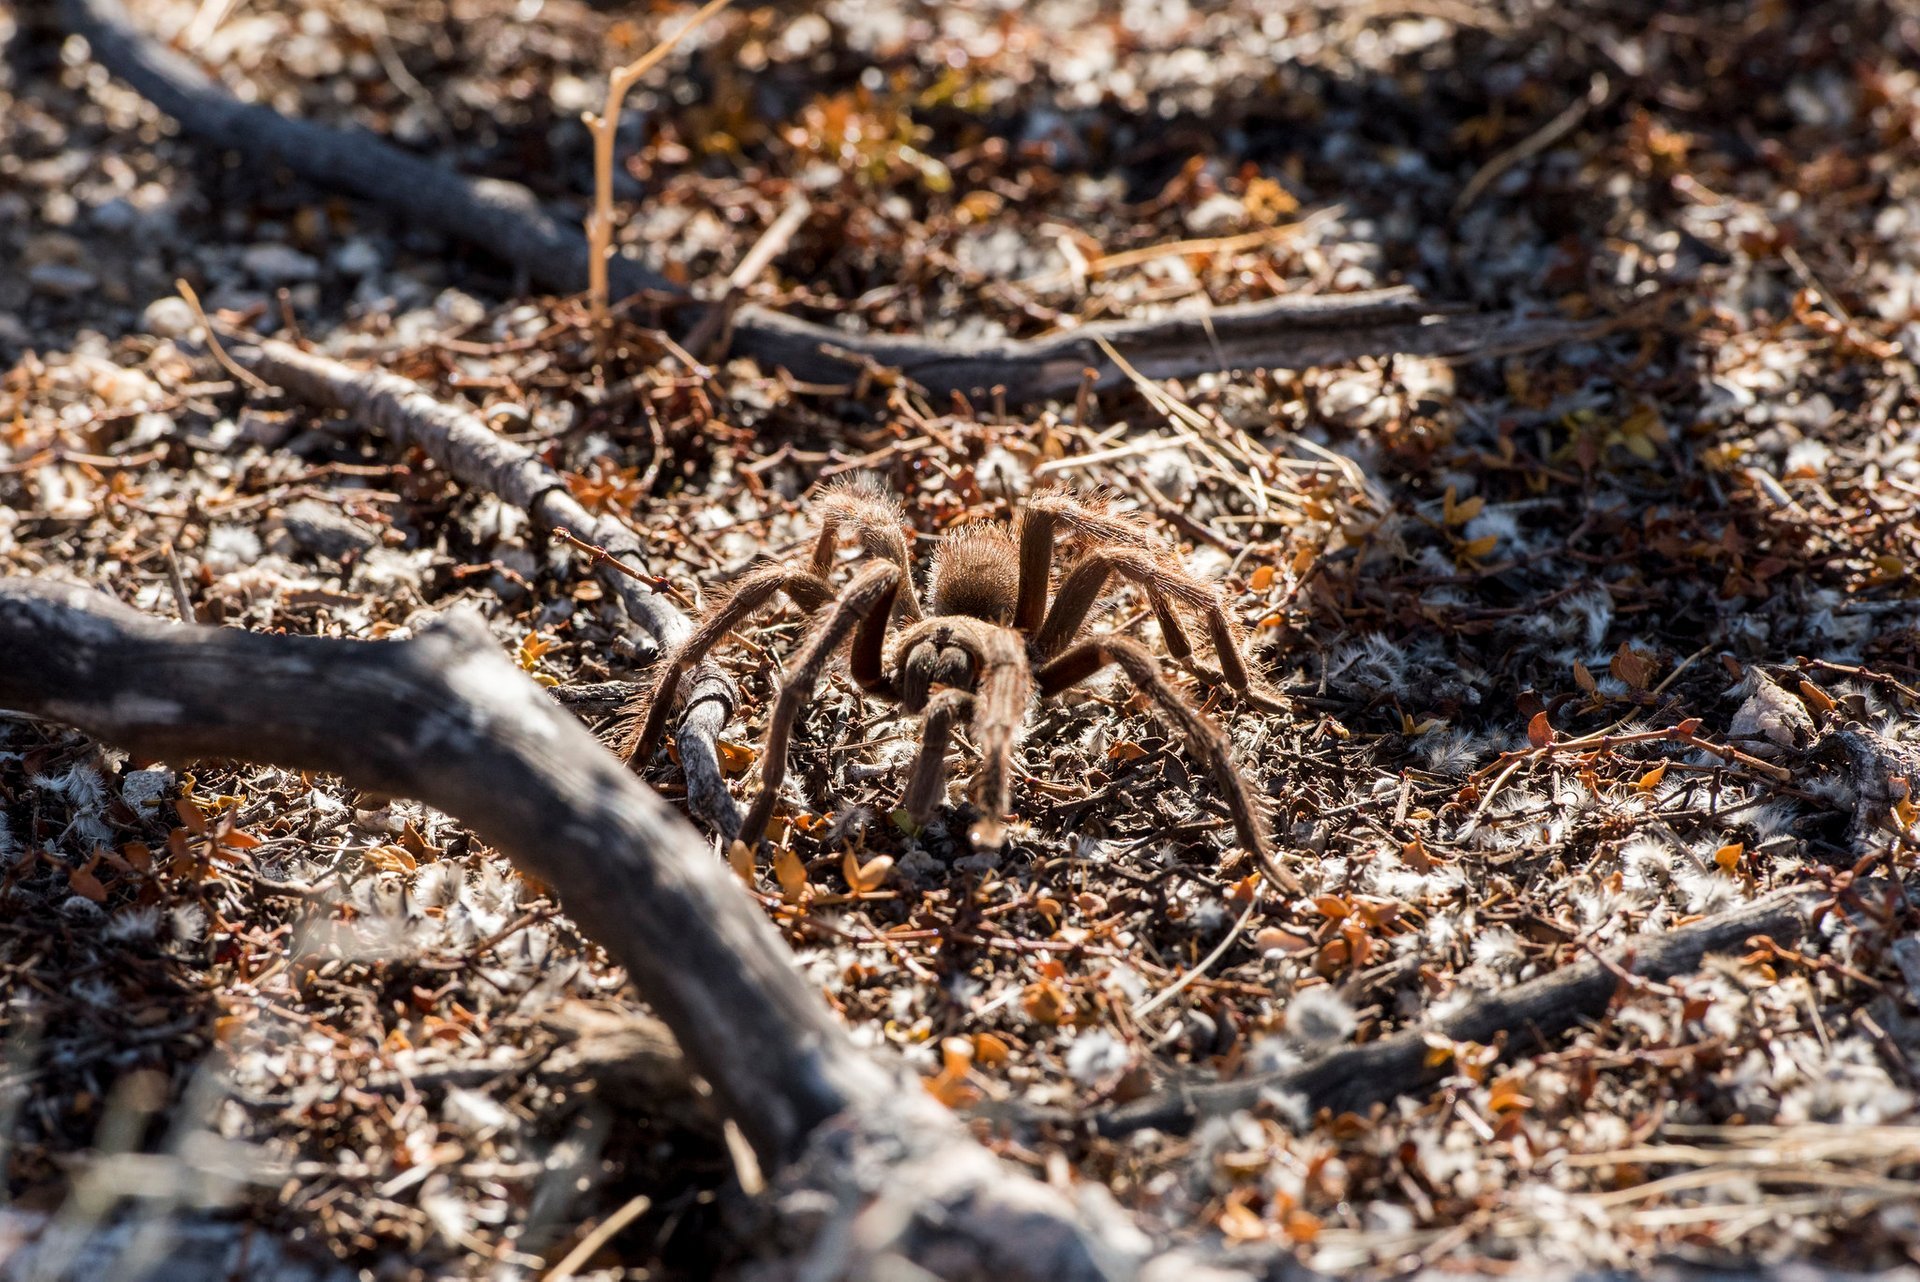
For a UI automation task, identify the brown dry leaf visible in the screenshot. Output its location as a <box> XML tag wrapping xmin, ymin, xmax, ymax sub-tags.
<box><xmin>1255</xmin><ymin>926</ymin><xmax>1314</xmax><ymax>954</ymax></box>
<box><xmin>1573</xmin><ymin>661</ymin><xmax>1596</xmax><ymax>693</ymax></box>
<box><xmin>1798</xmin><ymin>678</ymin><xmax>1837</xmax><ymax>714</ymax></box>
<box><xmin>1217</xmin><ymin>1195</ymin><xmax>1269</xmax><ymax>1242</ymax></box>
<box><xmin>173</xmin><ymin>798</ymin><xmax>208</xmax><ymax>835</ymax></box>
<box><xmin>363</xmin><ymin>844</ymin><xmax>417</xmax><ymax>872</ymax></box>
<box><xmin>1021</xmin><ymin>980</ymin><xmax>1069</xmax><ymax>1026</ymax></box>
<box><xmin>773</xmin><ymin>846</ymin><xmax>809</xmax><ymax>903</ymax></box>
<box><xmin>1527</xmin><ymin>711</ymin><xmax>1554</xmax><ymax>748</ymax></box>
<box><xmin>68</xmin><ymin>849</ymin><xmax>108</xmax><ymax>903</ymax></box>
<box><xmin>727</xmin><ymin>840</ymin><xmax>755</xmax><ymax>885</ymax></box>
<box><xmin>1106</xmin><ymin>740</ymin><xmax>1148</xmax><ymax>763</ymax></box>
<box><xmin>399</xmin><ymin>821</ymin><xmax>441</xmax><ymax>863</ymax></box>
<box><xmin>972</xmin><ymin>1032</ymin><xmax>1010</xmax><ymax>1065</ymax></box>
<box><xmin>843</xmin><ymin>850</ymin><xmax>893</xmax><ymax>893</ymax></box>
<box><xmin>1610</xmin><ymin>642</ymin><xmax>1655</xmax><ymax>691</ymax></box>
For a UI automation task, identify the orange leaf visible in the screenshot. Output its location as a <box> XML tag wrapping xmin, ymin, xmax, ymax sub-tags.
<box><xmin>1713</xmin><ymin>842</ymin><xmax>1744</xmax><ymax>872</ymax></box>
<box><xmin>843</xmin><ymin>851</ymin><xmax>894</xmax><ymax>894</ymax></box>
<box><xmin>1106</xmin><ymin>741</ymin><xmax>1148</xmax><ymax>762</ymax></box>
<box><xmin>1798</xmin><ymin>679</ymin><xmax>1836</xmax><ymax>714</ymax></box>
<box><xmin>727</xmin><ymin>840</ymin><xmax>755</xmax><ymax>885</ymax></box>
<box><xmin>1527</xmin><ymin>711</ymin><xmax>1554</xmax><ymax>748</ymax></box>
<box><xmin>1310</xmin><ymin>895</ymin><xmax>1350</xmax><ymax>920</ymax></box>
<box><xmin>68</xmin><ymin>851</ymin><xmax>108</xmax><ymax>903</ymax></box>
<box><xmin>1573</xmin><ymin>662</ymin><xmax>1596</xmax><ymax>693</ymax></box>
<box><xmin>1248</xmin><ymin>565</ymin><xmax>1275</xmax><ymax>591</ymax></box>
<box><xmin>363</xmin><ymin>844</ymin><xmax>416</xmax><ymax>872</ymax></box>
<box><xmin>773</xmin><ymin>847</ymin><xmax>809</xmax><ymax>903</ymax></box>
<box><xmin>972</xmin><ymin>1032</ymin><xmax>1010</xmax><ymax>1065</ymax></box>
<box><xmin>174</xmin><ymin>799</ymin><xmax>208</xmax><ymax>835</ymax></box>
<box><xmin>1255</xmin><ymin>927</ymin><xmax>1315</xmax><ymax>954</ymax></box>
<box><xmin>1636</xmin><ymin>761</ymin><xmax>1669</xmax><ymax>790</ymax></box>
<box><xmin>1610</xmin><ymin>642</ymin><xmax>1653</xmax><ymax>691</ymax></box>
<box><xmin>1217</xmin><ymin>1197</ymin><xmax>1268</xmax><ymax>1242</ymax></box>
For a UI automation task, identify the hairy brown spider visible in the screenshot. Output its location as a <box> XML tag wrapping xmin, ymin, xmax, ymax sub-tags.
<box><xmin>621</xmin><ymin>480</ymin><xmax>1298</xmax><ymax>891</ymax></box>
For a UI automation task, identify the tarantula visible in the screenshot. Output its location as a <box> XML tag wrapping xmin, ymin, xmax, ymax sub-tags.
<box><xmin>622</xmin><ymin>481</ymin><xmax>1297</xmax><ymax>891</ymax></box>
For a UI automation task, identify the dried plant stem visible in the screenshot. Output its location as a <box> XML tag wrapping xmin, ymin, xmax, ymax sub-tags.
<box><xmin>583</xmin><ymin>0</ymin><xmax>735</xmax><ymax>327</ymax></box>
<box><xmin>218</xmin><ymin>338</ymin><xmax>741</xmax><ymax>835</ymax></box>
<box><xmin>0</xmin><ymin>578</ymin><xmax>1250</xmax><ymax>1282</ymax></box>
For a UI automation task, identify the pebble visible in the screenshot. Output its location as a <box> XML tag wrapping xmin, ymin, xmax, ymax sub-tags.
<box><xmin>241</xmin><ymin>243</ymin><xmax>322</xmax><ymax>285</ymax></box>
<box><xmin>28</xmin><ymin>262</ymin><xmax>97</xmax><ymax>298</ymax></box>
<box><xmin>142</xmin><ymin>295</ymin><xmax>199</xmax><ymax>339</ymax></box>
<box><xmin>90</xmin><ymin>198</ymin><xmax>138</xmax><ymax>234</ymax></box>
<box><xmin>332</xmin><ymin>237</ymin><xmax>383</xmax><ymax>277</ymax></box>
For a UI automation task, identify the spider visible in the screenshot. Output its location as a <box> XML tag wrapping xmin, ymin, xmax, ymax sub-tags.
<box><xmin>621</xmin><ymin>480</ymin><xmax>1299</xmax><ymax>892</ymax></box>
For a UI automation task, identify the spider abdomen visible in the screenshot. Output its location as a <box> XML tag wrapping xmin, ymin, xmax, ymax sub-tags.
<box><xmin>928</xmin><ymin>523</ymin><xmax>1020</xmax><ymax>622</ymax></box>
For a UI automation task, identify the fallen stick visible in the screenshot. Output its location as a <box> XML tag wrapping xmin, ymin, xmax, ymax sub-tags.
<box><xmin>0</xmin><ymin>579</ymin><xmax>1250</xmax><ymax>1282</ymax></box>
<box><xmin>221</xmin><ymin>337</ymin><xmax>744</xmax><ymax>836</ymax></box>
<box><xmin>63</xmin><ymin>0</ymin><xmax>1604</xmax><ymax>404</ymax></box>
<box><xmin>1091</xmin><ymin>886</ymin><xmax>1828</xmax><ymax>1138</ymax></box>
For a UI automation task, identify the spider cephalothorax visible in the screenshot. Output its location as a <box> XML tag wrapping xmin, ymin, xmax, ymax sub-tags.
<box><xmin>622</xmin><ymin>479</ymin><xmax>1298</xmax><ymax>891</ymax></box>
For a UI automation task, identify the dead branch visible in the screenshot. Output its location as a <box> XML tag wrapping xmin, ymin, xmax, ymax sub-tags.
<box><xmin>0</xmin><ymin>579</ymin><xmax>1253</xmax><ymax>1282</ymax></box>
<box><xmin>1091</xmin><ymin>886</ymin><xmax>1827</xmax><ymax>1138</ymax></box>
<box><xmin>62</xmin><ymin>0</ymin><xmax>1604</xmax><ymax>404</ymax></box>
<box><xmin>220</xmin><ymin>337</ymin><xmax>744</xmax><ymax>837</ymax></box>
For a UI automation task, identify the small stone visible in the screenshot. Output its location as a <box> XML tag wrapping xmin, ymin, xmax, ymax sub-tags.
<box><xmin>142</xmin><ymin>295</ymin><xmax>199</xmax><ymax>339</ymax></box>
<box><xmin>332</xmin><ymin>237</ymin><xmax>382</xmax><ymax>277</ymax></box>
<box><xmin>90</xmin><ymin>198</ymin><xmax>138</xmax><ymax>233</ymax></box>
<box><xmin>28</xmin><ymin>262</ymin><xmax>97</xmax><ymax>298</ymax></box>
<box><xmin>241</xmin><ymin>242</ymin><xmax>321</xmax><ymax>285</ymax></box>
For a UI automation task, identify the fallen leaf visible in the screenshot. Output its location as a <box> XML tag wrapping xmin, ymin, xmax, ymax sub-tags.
<box><xmin>773</xmin><ymin>847</ymin><xmax>809</xmax><ymax>902</ymax></box>
<box><xmin>1527</xmin><ymin>711</ymin><xmax>1554</xmax><ymax>748</ymax></box>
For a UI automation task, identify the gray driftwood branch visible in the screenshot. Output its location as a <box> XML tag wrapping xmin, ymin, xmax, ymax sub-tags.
<box><xmin>221</xmin><ymin>337</ymin><xmax>743</xmax><ymax>837</ymax></box>
<box><xmin>1092</xmin><ymin>886</ymin><xmax>1828</xmax><ymax>1138</ymax></box>
<box><xmin>0</xmin><ymin>579</ymin><xmax>1253</xmax><ymax>1282</ymax></box>
<box><xmin>63</xmin><ymin>0</ymin><xmax>1604</xmax><ymax>404</ymax></box>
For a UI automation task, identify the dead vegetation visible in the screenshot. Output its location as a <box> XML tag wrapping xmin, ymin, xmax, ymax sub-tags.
<box><xmin>2</xmin><ymin>0</ymin><xmax>1920</xmax><ymax>1277</ymax></box>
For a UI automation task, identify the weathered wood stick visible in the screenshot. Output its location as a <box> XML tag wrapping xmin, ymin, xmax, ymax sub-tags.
<box><xmin>222</xmin><ymin>337</ymin><xmax>744</xmax><ymax>838</ymax></box>
<box><xmin>1093</xmin><ymin>887</ymin><xmax>1826</xmax><ymax>1138</ymax></box>
<box><xmin>63</xmin><ymin>0</ymin><xmax>1605</xmax><ymax>404</ymax></box>
<box><xmin>0</xmin><ymin>579</ymin><xmax>1250</xmax><ymax>1282</ymax></box>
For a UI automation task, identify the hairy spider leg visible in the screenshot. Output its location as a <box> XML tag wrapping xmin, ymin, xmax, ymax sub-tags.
<box><xmin>740</xmin><ymin>562</ymin><xmax>904</xmax><ymax>846</ymax></box>
<box><xmin>1036</xmin><ymin>547</ymin><xmax>1288</xmax><ymax>709</ymax></box>
<box><xmin>892</xmin><ymin>616</ymin><xmax>1033</xmax><ymax>848</ymax></box>
<box><xmin>621</xmin><ymin>564</ymin><xmax>835</xmax><ymax>765</ymax></box>
<box><xmin>903</xmin><ymin>689</ymin><xmax>975</xmax><ymax>826</ymax></box>
<box><xmin>812</xmin><ymin>477</ymin><xmax>924</xmax><ymax>620</ymax></box>
<box><xmin>1011</xmin><ymin>490</ymin><xmax>1158</xmax><ymax>634</ymax></box>
<box><xmin>1037</xmin><ymin>636</ymin><xmax>1299</xmax><ymax>894</ymax></box>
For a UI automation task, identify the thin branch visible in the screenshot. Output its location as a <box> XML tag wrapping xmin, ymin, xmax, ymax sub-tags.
<box><xmin>0</xmin><ymin>578</ymin><xmax>1253</xmax><ymax>1282</ymax></box>
<box><xmin>1089</xmin><ymin>885</ymin><xmax>1828</xmax><ymax>1138</ymax></box>
<box><xmin>62</xmin><ymin>0</ymin><xmax>1608</xmax><ymax>405</ymax></box>
<box><xmin>222</xmin><ymin>337</ymin><xmax>742</xmax><ymax>836</ymax></box>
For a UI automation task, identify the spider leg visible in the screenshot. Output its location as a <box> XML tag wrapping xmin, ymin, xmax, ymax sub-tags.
<box><xmin>889</xmin><ymin>617</ymin><xmax>1033</xmax><ymax>848</ymax></box>
<box><xmin>620</xmin><ymin>564</ymin><xmax>834</xmax><ymax>765</ymax></box>
<box><xmin>741</xmin><ymin>561</ymin><xmax>904</xmax><ymax>847</ymax></box>
<box><xmin>903</xmin><ymin>689</ymin><xmax>975</xmax><ymax>826</ymax></box>
<box><xmin>813</xmin><ymin>477</ymin><xmax>924</xmax><ymax>620</ymax></box>
<box><xmin>1011</xmin><ymin>490</ymin><xmax>1158</xmax><ymax>633</ymax></box>
<box><xmin>1035</xmin><ymin>548</ymin><xmax>1287</xmax><ymax>711</ymax></box>
<box><xmin>1037</xmin><ymin>636</ymin><xmax>1299</xmax><ymax>893</ymax></box>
